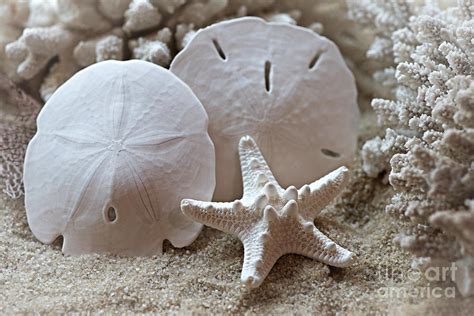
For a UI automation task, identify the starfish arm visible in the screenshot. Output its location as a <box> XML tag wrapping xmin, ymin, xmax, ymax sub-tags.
<box><xmin>240</xmin><ymin>234</ymin><xmax>282</xmax><ymax>288</ymax></box>
<box><xmin>297</xmin><ymin>166</ymin><xmax>350</xmax><ymax>220</ymax></box>
<box><xmin>238</xmin><ymin>135</ymin><xmax>282</xmax><ymax>200</ymax></box>
<box><xmin>290</xmin><ymin>221</ymin><xmax>354</xmax><ymax>268</ymax></box>
<box><xmin>181</xmin><ymin>199</ymin><xmax>256</xmax><ymax>236</ymax></box>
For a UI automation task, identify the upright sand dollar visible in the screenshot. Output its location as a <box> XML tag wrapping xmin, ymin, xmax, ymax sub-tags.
<box><xmin>23</xmin><ymin>60</ymin><xmax>215</xmax><ymax>255</ymax></box>
<box><xmin>171</xmin><ymin>17</ymin><xmax>359</xmax><ymax>202</ymax></box>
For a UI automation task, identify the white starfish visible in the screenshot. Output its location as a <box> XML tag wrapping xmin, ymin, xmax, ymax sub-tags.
<box><xmin>181</xmin><ymin>135</ymin><xmax>355</xmax><ymax>288</ymax></box>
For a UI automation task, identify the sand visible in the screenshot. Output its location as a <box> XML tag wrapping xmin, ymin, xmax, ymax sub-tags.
<box><xmin>1</xmin><ymin>109</ymin><xmax>473</xmax><ymax>314</ymax></box>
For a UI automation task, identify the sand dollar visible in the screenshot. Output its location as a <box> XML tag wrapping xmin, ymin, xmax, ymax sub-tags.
<box><xmin>171</xmin><ymin>17</ymin><xmax>359</xmax><ymax>201</ymax></box>
<box><xmin>24</xmin><ymin>60</ymin><xmax>215</xmax><ymax>255</ymax></box>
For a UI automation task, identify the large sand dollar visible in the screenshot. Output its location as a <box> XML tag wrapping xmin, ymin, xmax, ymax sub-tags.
<box><xmin>171</xmin><ymin>17</ymin><xmax>359</xmax><ymax>201</ymax></box>
<box><xmin>24</xmin><ymin>60</ymin><xmax>215</xmax><ymax>255</ymax></box>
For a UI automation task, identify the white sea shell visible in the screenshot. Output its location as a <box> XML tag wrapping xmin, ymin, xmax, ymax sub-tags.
<box><xmin>171</xmin><ymin>17</ymin><xmax>359</xmax><ymax>202</ymax></box>
<box><xmin>23</xmin><ymin>60</ymin><xmax>215</xmax><ymax>256</ymax></box>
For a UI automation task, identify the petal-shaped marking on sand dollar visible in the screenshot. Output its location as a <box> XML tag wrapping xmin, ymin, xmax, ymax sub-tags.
<box><xmin>171</xmin><ymin>17</ymin><xmax>359</xmax><ymax>201</ymax></box>
<box><xmin>24</xmin><ymin>133</ymin><xmax>110</xmax><ymax>243</ymax></box>
<box><xmin>24</xmin><ymin>60</ymin><xmax>215</xmax><ymax>256</ymax></box>
<box><xmin>41</xmin><ymin>126</ymin><xmax>110</xmax><ymax>147</ymax></box>
<box><xmin>37</xmin><ymin>72</ymin><xmax>117</xmax><ymax>142</ymax></box>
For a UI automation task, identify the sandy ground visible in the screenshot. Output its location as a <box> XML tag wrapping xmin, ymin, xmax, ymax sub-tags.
<box><xmin>1</xmin><ymin>110</ymin><xmax>473</xmax><ymax>314</ymax></box>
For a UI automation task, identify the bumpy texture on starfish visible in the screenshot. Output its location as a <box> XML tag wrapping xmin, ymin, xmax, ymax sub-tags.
<box><xmin>181</xmin><ymin>135</ymin><xmax>355</xmax><ymax>288</ymax></box>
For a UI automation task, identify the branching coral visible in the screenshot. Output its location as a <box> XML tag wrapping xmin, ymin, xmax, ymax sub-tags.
<box><xmin>1</xmin><ymin>0</ymin><xmax>325</xmax><ymax>102</ymax></box>
<box><xmin>0</xmin><ymin>0</ymin><xmax>30</xmax><ymax>81</ymax></box>
<box><xmin>6</xmin><ymin>25</ymin><xmax>78</xmax><ymax>80</ymax></box>
<box><xmin>1</xmin><ymin>0</ymin><xmax>370</xmax><ymax>103</ymax></box>
<box><xmin>128</xmin><ymin>28</ymin><xmax>172</xmax><ymax>65</ymax></box>
<box><xmin>348</xmin><ymin>0</ymin><xmax>474</xmax><ymax>296</ymax></box>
